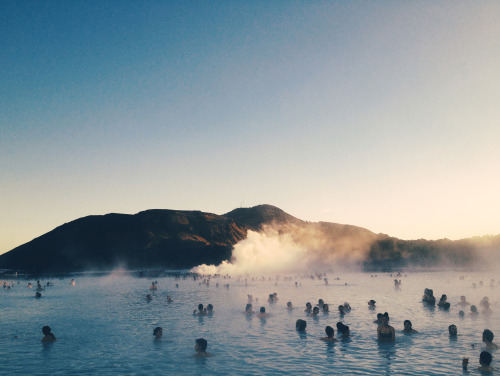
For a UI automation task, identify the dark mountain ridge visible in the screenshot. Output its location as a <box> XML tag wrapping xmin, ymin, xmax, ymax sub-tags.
<box><xmin>0</xmin><ymin>204</ymin><xmax>498</xmax><ymax>273</ymax></box>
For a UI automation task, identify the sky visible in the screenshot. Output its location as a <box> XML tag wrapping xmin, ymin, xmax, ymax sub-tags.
<box><xmin>1</xmin><ymin>1</ymin><xmax>500</xmax><ymax>255</ymax></box>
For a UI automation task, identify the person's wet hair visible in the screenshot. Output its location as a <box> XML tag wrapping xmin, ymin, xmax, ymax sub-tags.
<box><xmin>480</xmin><ymin>351</ymin><xmax>492</xmax><ymax>366</ymax></box>
<box><xmin>296</xmin><ymin>319</ymin><xmax>307</xmax><ymax>331</ymax></box>
<box><xmin>207</xmin><ymin>304</ymin><xmax>213</xmax><ymax>311</ymax></box>
<box><xmin>260</xmin><ymin>307</ymin><xmax>265</xmax><ymax>313</ymax></box>
<box><xmin>470</xmin><ymin>305</ymin><xmax>477</xmax><ymax>312</ymax></box>
<box><xmin>153</xmin><ymin>327</ymin><xmax>162</xmax><ymax>336</ymax></box>
<box><xmin>195</xmin><ymin>338</ymin><xmax>208</xmax><ymax>352</ymax></box>
<box><xmin>198</xmin><ymin>304</ymin><xmax>203</xmax><ymax>311</ymax></box>
<box><xmin>448</xmin><ymin>324</ymin><xmax>457</xmax><ymax>335</ymax></box>
<box><xmin>483</xmin><ymin>329</ymin><xmax>494</xmax><ymax>342</ymax></box>
<box><xmin>404</xmin><ymin>320</ymin><xmax>412</xmax><ymax>327</ymax></box>
<box><xmin>325</xmin><ymin>326</ymin><xmax>334</xmax><ymax>337</ymax></box>
<box><xmin>336</xmin><ymin>322</ymin><xmax>349</xmax><ymax>333</ymax></box>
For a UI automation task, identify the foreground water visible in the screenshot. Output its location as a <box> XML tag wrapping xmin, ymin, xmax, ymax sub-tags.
<box><xmin>1</xmin><ymin>270</ymin><xmax>499</xmax><ymax>375</ymax></box>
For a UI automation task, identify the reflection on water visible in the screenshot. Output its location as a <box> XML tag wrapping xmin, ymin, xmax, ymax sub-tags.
<box><xmin>0</xmin><ymin>271</ymin><xmax>499</xmax><ymax>375</ymax></box>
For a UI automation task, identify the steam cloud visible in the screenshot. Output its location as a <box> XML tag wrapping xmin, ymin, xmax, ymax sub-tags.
<box><xmin>192</xmin><ymin>223</ymin><xmax>375</xmax><ymax>275</ymax></box>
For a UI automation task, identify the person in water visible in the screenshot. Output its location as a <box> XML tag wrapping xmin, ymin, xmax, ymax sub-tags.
<box><xmin>296</xmin><ymin>319</ymin><xmax>307</xmax><ymax>332</ymax></box>
<box><xmin>310</xmin><ymin>306</ymin><xmax>320</xmax><ymax>317</ymax></box>
<box><xmin>257</xmin><ymin>307</ymin><xmax>270</xmax><ymax>318</ymax></box>
<box><xmin>35</xmin><ymin>292</ymin><xmax>42</xmax><ymax>298</ymax></box>
<box><xmin>153</xmin><ymin>327</ymin><xmax>163</xmax><ymax>340</ymax></box>
<box><xmin>402</xmin><ymin>320</ymin><xmax>417</xmax><ymax>333</ymax></box>
<box><xmin>457</xmin><ymin>295</ymin><xmax>470</xmax><ymax>307</ymax></box>
<box><xmin>322</xmin><ymin>304</ymin><xmax>329</xmax><ymax>313</ymax></box>
<box><xmin>194</xmin><ymin>304</ymin><xmax>206</xmax><ymax>315</ymax></box>
<box><xmin>244</xmin><ymin>303</ymin><xmax>254</xmax><ymax>314</ymax></box>
<box><xmin>304</xmin><ymin>302</ymin><xmax>312</xmax><ymax>313</ymax></box>
<box><xmin>448</xmin><ymin>324</ymin><xmax>458</xmax><ymax>337</ymax></box>
<box><xmin>41</xmin><ymin>326</ymin><xmax>56</xmax><ymax>342</ymax></box>
<box><xmin>482</xmin><ymin>329</ymin><xmax>499</xmax><ymax>349</ymax></box>
<box><xmin>464</xmin><ymin>351</ymin><xmax>495</xmax><ymax>372</ymax></box>
<box><xmin>286</xmin><ymin>301</ymin><xmax>294</xmax><ymax>310</ymax></box>
<box><xmin>320</xmin><ymin>326</ymin><xmax>338</xmax><ymax>342</ymax></box>
<box><xmin>194</xmin><ymin>338</ymin><xmax>211</xmax><ymax>358</ymax></box>
<box><xmin>470</xmin><ymin>305</ymin><xmax>479</xmax><ymax>316</ymax></box>
<box><xmin>374</xmin><ymin>313</ymin><xmax>383</xmax><ymax>325</ymax></box>
<box><xmin>482</xmin><ymin>301</ymin><xmax>493</xmax><ymax>315</ymax></box>
<box><xmin>336</xmin><ymin>322</ymin><xmax>350</xmax><ymax>338</ymax></box>
<box><xmin>437</xmin><ymin>294</ymin><xmax>447</xmax><ymax>308</ymax></box>
<box><xmin>377</xmin><ymin>314</ymin><xmax>395</xmax><ymax>342</ymax></box>
<box><xmin>207</xmin><ymin>304</ymin><xmax>213</xmax><ymax>313</ymax></box>
<box><xmin>338</xmin><ymin>305</ymin><xmax>345</xmax><ymax>315</ymax></box>
<box><xmin>368</xmin><ymin>300</ymin><xmax>376</xmax><ymax>309</ymax></box>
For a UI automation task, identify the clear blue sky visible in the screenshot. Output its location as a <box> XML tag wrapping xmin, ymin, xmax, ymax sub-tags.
<box><xmin>1</xmin><ymin>1</ymin><xmax>499</xmax><ymax>254</ymax></box>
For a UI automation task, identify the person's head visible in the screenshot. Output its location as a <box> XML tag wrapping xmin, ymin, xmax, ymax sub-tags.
<box><xmin>269</xmin><ymin>294</ymin><xmax>274</xmax><ymax>299</ymax></box>
<box><xmin>459</xmin><ymin>310</ymin><xmax>465</xmax><ymax>317</ymax></box>
<box><xmin>403</xmin><ymin>320</ymin><xmax>412</xmax><ymax>330</ymax></box>
<box><xmin>245</xmin><ymin>303</ymin><xmax>252</xmax><ymax>312</ymax></box>
<box><xmin>260</xmin><ymin>306</ymin><xmax>265</xmax><ymax>313</ymax></box>
<box><xmin>195</xmin><ymin>338</ymin><xmax>207</xmax><ymax>352</ymax></box>
<box><xmin>479</xmin><ymin>351</ymin><xmax>492</xmax><ymax>366</ymax></box>
<box><xmin>471</xmin><ymin>305</ymin><xmax>477</xmax><ymax>312</ymax></box>
<box><xmin>448</xmin><ymin>324</ymin><xmax>457</xmax><ymax>336</ymax></box>
<box><xmin>440</xmin><ymin>294</ymin><xmax>447</xmax><ymax>301</ymax></box>
<box><xmin>377</xmin><ymin>313</ymin><xmax>383</xmax><ymax>321</ymax></box>
<box><xmin>325</xmin><ymin>326</ymin><xmax>334</xmax><ymax>337</ymax></box>
<box><xmin>313</xmin><ymin>307</ymin><xmax>319</xmax><ymax>314</ymax></box>
<box><xmin>369</xmin><ymin>300</ymin><xmax>376</xmax><ymax>306</ymax></box>
<box><xmin>306</xmin><ymin>302</ymin><xmax>312</xmax><ymax>309</ymax></box>
<box><xmin>198</xmin><ymin>304</ymin><xmax>203</xmax><ymax>311</ymax></box>
<box><xmin>207</xmin><ymin>304</ymin><xmax>213</xmax><ymax>312</ymax></box>
<box><xmin>35</xmin><ymin>292</ymin><xmax>41</xmax><ymax>298</ymax></box>
<box><xmin>483</xmin><ymin>329</ymin><xmax>494</xmax><ymax>342</ymax></box>
<box><xmin>381</xmin><ymin>315</ymin><xmax>389</xmax><ymax>325</ymax></box>
<box><xmin>338</xmin><ymin>305</ymin><xmax>344</xmax><ymax>312</ymax></box>
<box><xmin>153</xmin><ymin>327</ymin><xmax>163</xmax><ymax>338</ymax></box>
<box><xmin>296</xmin><ymin>319</ymin><xmax>307</xmax><ymax>332</ymax></box>
<box><xmin>42</xmin><ymin>326</ymin><xmax>51</xmax><ymax>335</ymax></box>
<box><xmin>323</xmin><ymin>304</ymin><xmax>329</xmax><ymax>312</ymax></box>
<box><xmin>460</xmin><ymin>295</ymin><xmax>466</xmax><ymax>301</ymax></box>
<box><xmin>287</xmin><ymin>301</ymin><xmax>292</xmax><ymax>308</ymax></box>
<box><xmin>318</xmin><ymin>299</ymin><xmax>324</xmax><ymax>306</ymax></box>
<box><xmin>336</xmin><ymin>322</ymin><xmax>349</xmax><ymax>333</ymax></box>
<box><xmin>383</xmin><ymin>312</ymin><xmax>390</xmax><ymax>321</ymax></box>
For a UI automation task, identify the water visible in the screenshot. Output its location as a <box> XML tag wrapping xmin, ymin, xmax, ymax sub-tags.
<box><xmin>1</xmin><ymin>271</ymin><xmax>499</xmax><ymax>375</ymax></box>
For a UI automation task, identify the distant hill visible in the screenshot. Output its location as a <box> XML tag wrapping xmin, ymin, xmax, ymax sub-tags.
<box><xmin>0</xmin><ymin>204</ymin><xmax>498</xmax><ymax>273</ymax></box>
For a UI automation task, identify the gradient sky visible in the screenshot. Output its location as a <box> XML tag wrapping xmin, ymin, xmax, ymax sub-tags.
<box><xmin>1</xmin><ymin>1</ymin><xmax>499</xmax><ymax>254</ymax></box>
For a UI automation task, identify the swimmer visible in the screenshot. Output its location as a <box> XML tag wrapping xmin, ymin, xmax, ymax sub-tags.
<box><xmin>309</xmin><ymin>306</ymin><xmax>320</xmax><ymax>317</ymax></box>
<box><xmin>336</xmin><ymin>322</ymin><xmax>350</xmax><ymax>338</ymax></box>
<box><xmin>374</xmin><ymin>313</ymin><xmax>383</xmax><ymax>325</ymax></box>
<box><xmin>194</xmin><ymin>304</ymin><xmax>206</xmax><ymax>315</ymax></box>
<box><xmin>470</xmin><ymin>305</ymin><xmax>479</xmax><ymax>316</ymax></box>
<box><xmin>480</xmin><ymin>297</ymin><xmax>489</xmax><ymax>309</ymax></box>
<box><xmin>437</xmin><ymin>294</ymin><xmax>447</xmax><ymax>308</ymax></box>
<box><xmin>286</xmin><ymin>301</ymin><xmax>294</xmax><ymax>310</ymax></box>
<box><xmin>457</xmin><ymin>296</ymin><xmax>470</xmax><ymax>307</ymax></box>
<box><xmin>343</xmin><ymin>302</ymin><xmax>351</xmax><ymax>312</ymax></box>
<box><xmin>244</xmin><ymin>303</ymin><xmax>254</xmax><ymax>314</ymax></box>
<box><xmin>167</xmin><ymin>295</ymin><xmax>173</xmax><ymax>303</ymax></box>
<box><xmin>317</xmin><ymin>299</ymin><xmax>324</xmax><ymax>309</ymax></box>
<box><xmin>304</xmin><ymin>302</ymin><xmax>312</xmax><ymax>314</ymax></box>
<box><xmin>194</xmin><ymin>338</ymin><xmax>211</xmax><ymax>358</ymax></box>
<box><xmin>377</xmin><ymin>314</ymin><xmax>394</xmax><ymax>342</ymax></box>
<box><xmin>368</xmin><ymin>300</ymin><xmax>376</xmax><ymax>309</ymax></box>
<box><xmin>482</xmin><ymin>301</ymin><xmax>493</xmax><ymax>315</ymax></box>
<box><xmin>482</xmin><ymin>329</ymin><xmax>499</xmax><ymax>350</ymax></box>
<box><xmin>41</xmin><ymin>326</ymin><xmax>56</xmax><ymax>342</ymax></box>
<box><xmin>322</xmin><ymin>304</ymin><xmax>329</xmax><ymax>313</ymax></box>
<box><xmin>296</xmin><ymin>319</ymin><xmax>307</xmax><ymax>332</ymax></box>
<box><xmin>320</xmin><ymin>326</ymin><xmax>338</xmax><ymax>342</ymax></box>
<box><xmin>402</xmin><ymin>320</ymin><xmax>417</xmax><ymax>333</ymax></box>
<box><xmin>338</xmin><ymin>305</ymin><xmax>345</xmax><ymax>315</ymax></box>
<box><xmin>477</xmin><ymin>351</ymin><xmax>495</xmax><ymax>372</ymax></box>
<box><xmin>153</xmin><ymin>327</ymin><xmax>163</xmax><ymax>340</ymax></box>
<box><xmin>146</xmin><ymin>294</ymin><xmax>153</xmax><ymax>301</ymax></box>
<box><xmin>35</xmin><ymin>292</ymin><xmax>42</xmax><ymax>298</ymax></box>
<box><xmin>458</xmin><ymin>310</ymin><xmax>465</xmax><ymax>317</ymax></box>
<box><xmin>207</xmin><ymin>304</ymin><xmax>213</xmax><ymax>313</ymax></box>
<box><xmin>449</xmin><ymin>324</ymin><xmax>458</xmax><ymax>337</ymax></box>
<box><xmin>257</xmin><ymin>306</ymin><xmax>270</xmax><ymax>318</ymax></box>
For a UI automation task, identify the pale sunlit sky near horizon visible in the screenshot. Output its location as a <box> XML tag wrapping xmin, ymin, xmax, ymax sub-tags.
<box><xmin>1</xmin><ymin>1</ymin><xmax>500</xmax><ymax>255</ymax></box>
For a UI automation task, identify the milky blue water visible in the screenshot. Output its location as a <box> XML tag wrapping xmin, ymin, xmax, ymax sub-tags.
<box><xmin>1</xmin><ymin>271</ymin><xmax>499</xmax><ymax>375</ymax></box>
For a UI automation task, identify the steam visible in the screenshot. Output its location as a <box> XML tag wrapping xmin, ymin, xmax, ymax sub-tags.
<box><xmin>192</xmin><ymin>223</ymin><xmax>375</xmax><ymax>276</ymax></box>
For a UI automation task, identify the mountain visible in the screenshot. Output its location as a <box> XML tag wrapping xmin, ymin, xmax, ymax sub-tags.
<box><xmin>0</xmin><ymin>204</ymin><xmax>498</xmax><ymax>273</ymax></box>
